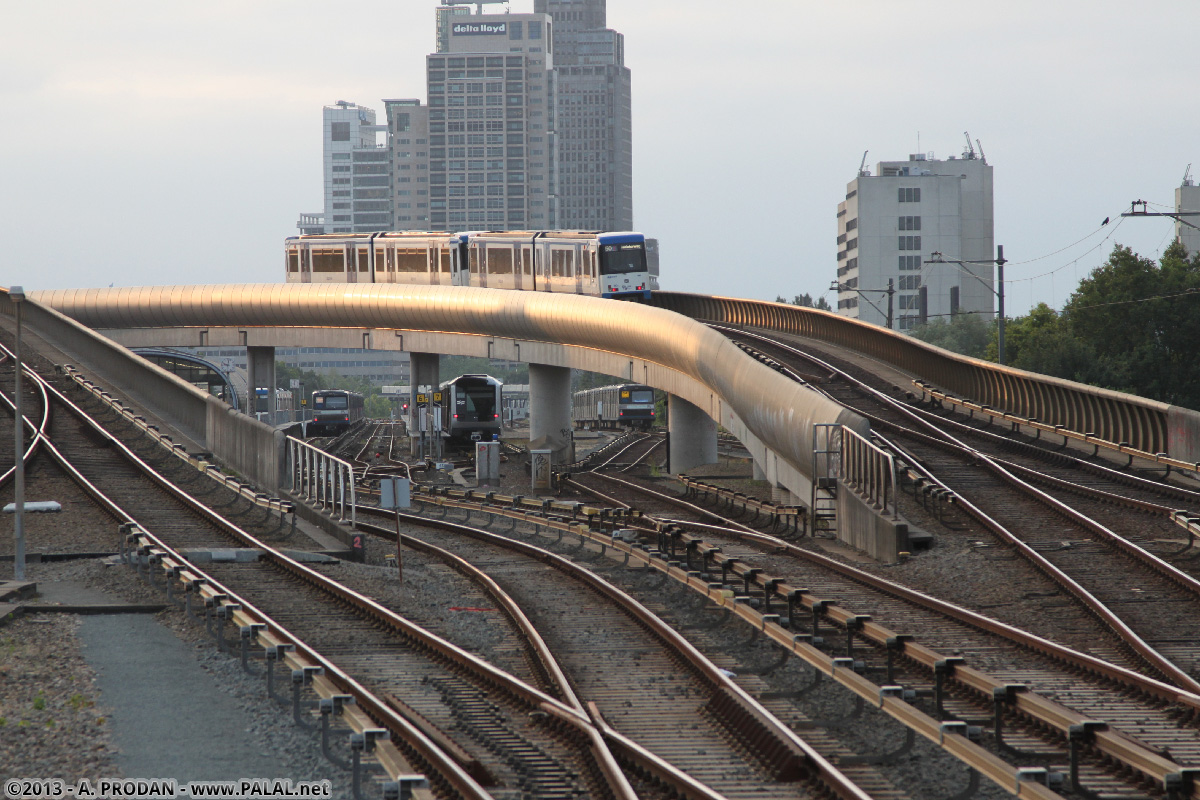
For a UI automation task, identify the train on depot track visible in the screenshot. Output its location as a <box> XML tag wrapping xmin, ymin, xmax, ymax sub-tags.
<box><xmin>441</xmin><ymin>374</ymin><xmax>504</xmax><ymax>444</ymax></box>
<box><xmin>573</xmin><ymin>384</ymin><xmax>658</xmax><ymax>430</ymax></box>
<box><xmin>285</xmin><ymin>230</ymin><xmax>656</xmax><ymax>299</ymax></box>
<box><xmin>309</xmin><ymin>389</ymin><xmax>365</xmax><ymax>436</ymax></box>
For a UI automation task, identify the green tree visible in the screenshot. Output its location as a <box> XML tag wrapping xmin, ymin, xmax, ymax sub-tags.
<box><xmin>908</xmin><ymin>314</ymin><xmax>993</xmax><ymax>360</ymax></box>
<box><xmin>1062</xmin><ymin>242</ymin><xmax>1200</xmax><ymax>408</ymax></box>
<box><xmin>365</xmin><ymin>394</ymin><xmax>393</xmax><ymax>419</ymax></box>
<box><xmin>775</xmin><ymin>293</ymin><xmax>833</xmax><ymax>311</ymax></box>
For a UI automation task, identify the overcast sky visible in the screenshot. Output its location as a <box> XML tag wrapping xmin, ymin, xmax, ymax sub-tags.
<box><xmin>3</xmin><ymin>1</ymin><xmax>1196</xmax><ymax>316</ymax></box>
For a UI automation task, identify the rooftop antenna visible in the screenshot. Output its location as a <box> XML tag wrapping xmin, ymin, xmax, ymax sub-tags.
<box><xmin>963</xmin><ymin>131</ymin><xmax>977</xmax><ymax>160</ymax></box>
<box><xmin>858</xmin><ymin>150</ymin><xmax>870</xmax><ymax>177</ymax></box>
<box><xmin>1184</xmin><ymin>164</ymin><xmax>1194</xmax><ymax>187</ymax></box>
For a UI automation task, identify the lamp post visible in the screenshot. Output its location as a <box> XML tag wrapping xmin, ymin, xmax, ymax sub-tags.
<box><xmin>830</xmin><ymin>278</ymin><xmax>896</xmax><ymax>330</ymax></box>
<box><xmin>926</xmin><ymin>246</ymin><xmax>1007</xmax><ymax>365</ymax></box>
<box><xmin>9</xmin><ymin>286</ymin><xmax>26</xmax><ymax>581</ymax></box>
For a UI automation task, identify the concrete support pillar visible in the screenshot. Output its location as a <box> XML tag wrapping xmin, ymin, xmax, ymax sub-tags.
<box><xmin>668</xmin><ymin>394</ymin><xmax>718</xmax><ymax>475</ymax></box>
<box><xmin>752</xmin><ymin>459</ymin><xmax>766</xmax><ymax>482</ymax></box>
<box><xmin>529</xmin><ymin>364</ymin><xmax>573</xmax><ymax>463</ymax></box>
<box><xmin>409</xmin><ymin>353</ymin><xmax>440</xmax><ymax>452</ymax></box>
<box><xmin>246</xmin><ymin>346</ymin><xmax>276</xmax><ymax>419</ymax></box>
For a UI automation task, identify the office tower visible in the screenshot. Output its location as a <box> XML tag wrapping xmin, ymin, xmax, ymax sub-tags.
<box><xmin>835</xmin><ymin>150</ymin><xmax>994</xmax><ymax>330</ymax></box>
<box><xmin>535</xmin><ymin>0</ymin><xmax>633</xmax><ymax>230</ymax></box>
<box><xmin>295</xmin><ymin>101</ymin><xmax>391</xmax><ymax>234</ymax></box>
<box><xmin>1178</xmin><ymin>175</ymin><xmax>1200</xmax><ymax>258</ymax></box>
<box><xmin>436</xmin><ymin>4</ymin><xmax>472</xmax><ymax>53</ymax></box>
<box><xmin>426</xmin><ymin>11</ymin><xmax>558</xmax><ymax>231</ymax></box>
<box><xmin>384</xmin><ymin>100</ymin><xmax>431</xmax><ymax>230</ymax></box>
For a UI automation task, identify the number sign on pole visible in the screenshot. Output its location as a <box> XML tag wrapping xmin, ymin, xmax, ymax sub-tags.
<box><xmin>379</xmin><ymin>477</ymin><xmax>411</xmax><ymax>581</ymax></box>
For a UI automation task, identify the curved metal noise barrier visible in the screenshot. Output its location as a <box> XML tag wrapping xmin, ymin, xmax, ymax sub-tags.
<box><xmin>29</xmin><ymin>284</ymin><xmax>869</xmax><ymax>479</ymax></box>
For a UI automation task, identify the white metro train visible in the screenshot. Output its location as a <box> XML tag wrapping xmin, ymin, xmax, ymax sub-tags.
<box><xmin>285</xmin><ymin>230</ymin><xmax>657</xmax><ymax>299</ymax></box>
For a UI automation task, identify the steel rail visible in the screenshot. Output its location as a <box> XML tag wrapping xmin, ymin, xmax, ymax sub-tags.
<box><xmin>570</xmin><ymin>470</ymin><xmax>1200</xmax><ymax>702</ymax></box>
<box><xmin>0</xmin><ymin>355</ymin><xmax>51</xmax><ymax>487</ymax></box>
<box><xmin>63</xmin><ymin>366</ymin><xmax>294</xmax><ymax>519</ymax></box>
<box><xmin>617</xmin><ymin>435</ymin><xmax>665</xmax><ymax>474</ymax></box>
<box><xmin>544</xmin><ymin>472</ymin><xmax>1200</xmax><ymax>797</ymax></box>
<box><xmin>352</xmin><ymin>511</ymin><xmax>763</xmax><ymax>800</ymax></box>
<box><xmin>358</xmin><ymin>506</ymin><xmax>876</xmax><ymax>800</ymax></box>
<box><xmin>570</xmin><ymin>473</ymin><xmax>761</xmax><ymax>534</ymax></box>
<box><xmin>4</xmin><ymin>368</ymin><xmax>487</xmax><ymax>798</ymax></box>
<box><xmin>400</xmin><ymin>487</ymin><xmax>1064</xmax><ymax>799</ymax></box>
<box><xmin>594</xmin><ymin>432</ymin><xmax>654</xmax><ymax>470</ymax></box>
<box><xmin>717</xmin><ymin>324</ymin><xmax>1200</xmax><ymax>694</ymax></box>
<box><xmin>22</xmin><ymin>364</ymin><xmax>646</xmax><ymax>797</ymax></box>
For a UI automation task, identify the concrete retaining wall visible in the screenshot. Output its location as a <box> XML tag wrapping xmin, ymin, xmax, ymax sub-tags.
<box><xmin>1</xmin><ymin>293</ymin><xmax>282</xmax><ymax>493</ymax></box>
<box><xmin>835</xmin><ymin>481</ymin><xmax>909</xmax><ymax>564</ymax></box>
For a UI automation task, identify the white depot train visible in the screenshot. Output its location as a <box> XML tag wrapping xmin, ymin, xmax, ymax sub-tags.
<box><xmin>285</xmin><ymin>230</ymin><xmax>657</xmax><ymax>299</ymax></box>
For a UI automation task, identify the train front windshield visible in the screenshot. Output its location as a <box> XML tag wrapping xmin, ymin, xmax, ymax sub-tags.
<box><xmin>315</xmin><ymin>395</ymin><xmax>348</xmax><ymax>409</ymax></box>
<box><xmin>628</xmin><ymin>389</ymin><xmax>654</xmax><ymax>404</ymax></box>
<box><xmin>463</xmin><ymin>387</ymin><xmax>497</xmax><ymax>419</ymax></box>
<box><xmin>599</xmin><ymin>243</ymin><xmax>647</xmax><ymax>275</ymax></box>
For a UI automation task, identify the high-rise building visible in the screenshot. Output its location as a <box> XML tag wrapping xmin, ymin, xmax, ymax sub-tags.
<box><xmin>835</xmin><ymin>151</ymin><xmax>994</xmax><ymax>331</ymax></box>
<box><xmin>535</xmin><ymin>0</ymin><xmax>632</xmax><ymax>230</ymax></box>
<box><xmin>426</xmin><ymin>11</ymin><xmax>558</xmax><ymax>231</ymax></box>
<box><xmin>436</xmin><ymin>4</ymin><xmax>472</xmax><ymax>53</ymax></box>
<box><xmin>296</xmin><ymin>101</ymin><xmax>391</xmax><ymax>234</ymax></box>
<box><xmin>1177</xmin><ymin>176</ymin><xmax>1200</xmax><ymax>258</ymax></box>
<box><xmin>295</xmin><ymin>1</ymin><xmax>637</xmax><ymax>237</ymax></box>
<box><xmin>384</xmin><ymin>100</ymin><xmax>431</xmax><ymax>230</ymax></box>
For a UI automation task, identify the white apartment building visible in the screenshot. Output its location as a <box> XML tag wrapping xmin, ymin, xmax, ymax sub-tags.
<box><xmin>426</xmin><ymin>11</ymin><xmax>558</xmax><ymax>231</ymax></box>
<box><xmin>836</xmin><ymin>151</ymin><xmax>995</xmax><ymax>330</ymax></box>
<box><xmin>1178</xmin><ymin>178</ymin><xmax>1200</xmax><ymax>258</ymax></box>
<box><xmin>296</xmin><ymin>101</ymin><xmax>391</xmax><ymax>235</ymax></box>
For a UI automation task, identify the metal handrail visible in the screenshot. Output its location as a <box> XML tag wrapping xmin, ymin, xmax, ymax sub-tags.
<box><xmin>840</xmin><ymin>426</ymin><xmax>898</xmax><ymax>519</ymax></box>
<box><xmin>288</xmin><ymin>437</ymin><xmax>356</xmax><ymax>527</ymax></box>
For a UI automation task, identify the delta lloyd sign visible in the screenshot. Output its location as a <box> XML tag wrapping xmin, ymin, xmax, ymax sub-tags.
<box><xmin>453</xmin><ymin>21</ymin><xmax>507</xmax><ymax>35</ymax></box>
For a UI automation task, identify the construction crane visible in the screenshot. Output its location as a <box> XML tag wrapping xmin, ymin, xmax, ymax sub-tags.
<box><xmin>975</xmin><ymin>138</ymin><xmax>987</xmax><ymax>164</ymax></box>
<box><xmin>963</xmin><ymin>132</ymin><xmax>977</xmax><ymax>160</ymax></box>
<box><xmin>858</xmin><ymin>150</ymin><xmax>870</xmax><ymax>177</ymax></box>
<box><xmin>1184</xmin><ymin>164</ymin><xmax>1194</xmax><ymax>187</ymax></box>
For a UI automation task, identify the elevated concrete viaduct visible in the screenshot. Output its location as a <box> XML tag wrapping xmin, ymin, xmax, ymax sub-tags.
<box><xmin>14</xmin><ymin>285</ymin><xmax>866</xmax><ymax>509</ymax></box>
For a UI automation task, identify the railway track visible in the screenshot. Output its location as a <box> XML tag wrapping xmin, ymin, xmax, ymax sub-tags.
<box><xmin>0</xmin><ymin>357</ymin><xmax>639</xmax><ymax>799</ymax></box>
<box><xmin>4</xmin><ymin>348</ymin><xmax>886</xmax><ymax>800</ymax></box>
<box><xmin>352</xmin><ymin>504</ymin><xmax>876</xmax><ymax>800</ymax></box>
<box><xmin>715</xmin><ymin>326</ymin><xmax>1200</xmax><ymax>691</ymax></box>
<box><xmin>499</xmin><ymin>439</ymin><xmax>1200</xmax><ymax>793</ymax></box>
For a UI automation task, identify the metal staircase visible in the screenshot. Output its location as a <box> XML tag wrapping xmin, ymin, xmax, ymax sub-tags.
<box><xmin>811</xmin><ymin>424</ymin><xmax>842</xmax><ymax>536</ymax></box>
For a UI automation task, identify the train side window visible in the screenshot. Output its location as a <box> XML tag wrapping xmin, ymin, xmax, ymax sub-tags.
<box><xmin>489</xmin><ymin>247</ymin><xmax>513</xmax><ymax>274</ymax></box>
<box><xmin>522</xmin><ymin>247</ymin><xmax>532</xmax><ymax>275</ymax></box>
<box><xmin>287</xmin><ymin>251</ymin><xmax>299</xmax><ymax>273</ymax></box>
<box><xmin>440</xmin><ymin>248</ymin><xmax>452</xmax><ymax>273</ymax></box>
<box><xmin>470</xmin><ymin>246</ymin><xmax>479</xmax><ymax>273</ymax></box>
<box><xmin>397</xmin><ymin>248</ymin><xmax>425</xmax><ymax>272</ymax></box>
<box><xmin>312</xmin><ymin>248</ymin><xmax>343</xmax><ymax>272</ymax></box>
<box><xmin>551</xmin><ymin>250</ymin><xmax>565</xmax><ymax>277</ymax></box>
